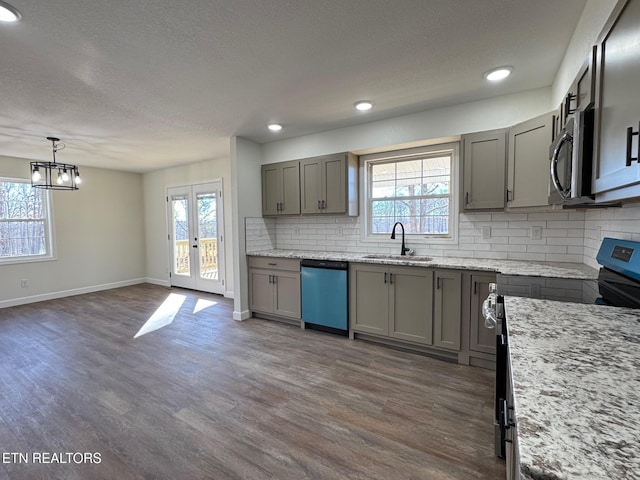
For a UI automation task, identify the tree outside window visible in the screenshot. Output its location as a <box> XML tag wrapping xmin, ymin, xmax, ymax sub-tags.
<box><xmin>0</xmin><ymin>179</ymin><xmax>52</xmax><ymax>260</ymax></box>
<box><xmin>368</xmin><ymin>153</ymin><xmax>452</xmax><ymax>236</ymax></box>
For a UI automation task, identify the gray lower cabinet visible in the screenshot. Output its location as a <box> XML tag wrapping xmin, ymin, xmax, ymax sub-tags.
<box><xmin>593</xmin><ymin>0</ymin><xmax>640</xmax><ymax>202</ymax></box>
<box><xmin>351</xmin><ymin>263</ymin><xmax>461</xmax><ymax>349</ymax></box>
<box><xmin>507</xmin><ymin>112</ymin><xmax>554</xmax><ymax>208</ymax></box>
<box><xmin>462</xmin><ymin>129</ymin><xmax>507</xmax><ymax>211</ymax></box>
<box><xmin>469</xmin><ymin>273</ymin><xmax>497</xmax><ymax>355</ymax></box>
<box><xmin>433</xmin><ymin>270</ymin><xmax>462</xmax><ymax>351</ymax></box>
<box><xmin>248</xmin><ymin>257</ymin><xmax>301</xmax><ymax>319</ymax></box>
<box><xmin>389</xmin><ymin>266</ymin><xmax>434</xmax><ymax>344</ymax></box>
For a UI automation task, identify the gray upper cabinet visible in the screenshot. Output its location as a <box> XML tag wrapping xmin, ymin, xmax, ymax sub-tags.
<box><xmin>594</xmin><ymin>0</ymin><xmax>640</xmax><ymax>202</ymax></box>
<box><xmin>300</xmin><ymin>153</ymin><xmax>358</xmax><ymax>215</ymax></box>
<box><xmin>261</xmin><ymin>161</ymin><xmax>300</xmax><ymax>216</ymax></box>
<box><xmin>462</xmin><ymin>130</ymin><xmax>507</xmax><ymax>211</ymax></box>
<box><xmin>506</xmin><ymin>112</ymin><xmax>554</xmax><ymax>208</ymax></box>
<box><xmin>432</xmin><ymin>270</ymin><xmax>462</xmax><ymax>351</ymax></box>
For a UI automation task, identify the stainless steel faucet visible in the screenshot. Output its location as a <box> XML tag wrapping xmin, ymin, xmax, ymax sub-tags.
<box><xmin>390</xmin><ymin>222</ymin><xmax>410</xmax><ymax>255</ymax></box>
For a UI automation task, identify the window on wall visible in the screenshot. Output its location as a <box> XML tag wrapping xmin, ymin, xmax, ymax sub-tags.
<box><xmin>0</xmin><ymin>178</ymin><xmax>54</xmax><ymax>263</ymax></box>
<box><xmin>362</xmin><ymin>143</ymin><xmax>458</xmax><ymax>242</ymax></box>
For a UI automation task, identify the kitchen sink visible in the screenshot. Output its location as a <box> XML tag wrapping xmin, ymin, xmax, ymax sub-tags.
<box><xmin>362</xmin><ymin>254</ymin><xmax>433</xmax><ymax>262</ymax></box>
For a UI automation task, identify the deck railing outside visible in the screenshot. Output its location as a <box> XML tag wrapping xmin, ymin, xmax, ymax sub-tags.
<box><xmin>175</xmin><ymin>238</ymin><xmax>217</xmax><ymax>275</ymax></box>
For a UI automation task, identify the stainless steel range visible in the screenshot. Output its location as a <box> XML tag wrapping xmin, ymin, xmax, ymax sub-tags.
<box><xmin>485</xmin><ymin>237</ymin><xmax>640</xmax><ymax>459</ymax></box>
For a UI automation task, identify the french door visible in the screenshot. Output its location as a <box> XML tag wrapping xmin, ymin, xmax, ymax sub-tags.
<box><xmin>167</xmin><ymin>181</ymin><xmax>225</xmax><ymax>294</ymax></box>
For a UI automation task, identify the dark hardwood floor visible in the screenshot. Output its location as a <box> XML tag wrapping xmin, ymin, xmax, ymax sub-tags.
<box><xmin>0</xmin><ymin>284</ymin><xmax>505</xmax><ymax>479</ymax></box>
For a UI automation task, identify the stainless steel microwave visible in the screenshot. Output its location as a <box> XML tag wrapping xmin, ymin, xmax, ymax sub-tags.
<box><xmin>548</xmin><ymin>108</ymin><xmax>596</xmax><ymax>207</ymax></box>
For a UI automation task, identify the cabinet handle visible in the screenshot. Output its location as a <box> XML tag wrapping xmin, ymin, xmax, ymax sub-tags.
<box><xmin>384</xmin><ymin>272</ymin><xmax>388</xmax><ymax>284</ymax></box>
<box><xmin>506</xmin><ymin>189</ymin><xmax>513</xmax><ymax>202</ymax></box>
<box><xmin>389</xmin><ymin>273</ymin><xmax>393</xmax><ymax>284</ymax></box>
<box><xmin>273</xmin><ymin>275</ymin><xmax>277</xmax><ymax>284</ymax></box>
<box><xmin>317</xmin><ymin>200</ymin><xmax>321</xmax><ymax>210</ymax></box>
<box><xmin>268</xmin><ymin>262</ymin><xmax>277</xmax><ymax>266</ymax></box>
<box><xmin>436</xmin><ymin>277</ymin><xmax>440</xmax><ymax>289</ymax></box>
<box><xmin>268</xmin><ymin>275</ymin><xmax>272</xmax><ymax>284</ymax></box>
<box><xmin>626</xmin><ymin>123</ymin><xmax>639</xmax><ymax>166</ymax></box>
<box><xmin>276</xmin><ymin>202</ymin><xmax>280</xmax><ymax>212</ymax></box>
<box><xmin>473</xmin><ymin>281</ymin><xmax>477</xmax><ymax>295</ymax></box>
<box><xmin>465</xmin><ymin>192</ymin><xmax>469</xmax><ymax>205</ymax></box>
<box><xmin>564</xmin><ymin>92</ymin><xmax>576</xmax><ymax>117</ymax></box>
<box><xmin>322</xmin><ymin>200</ymin><xmax>326</xmax><ymax>209</ymax></box>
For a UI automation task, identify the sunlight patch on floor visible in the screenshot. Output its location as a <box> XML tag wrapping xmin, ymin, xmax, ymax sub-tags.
<box><xmin>193</xmin><ymin>298</ymin><xmax>217</xmax><ymax>314</ymax></box>
<box><xmin>134</xmin><ymin>293</ymin><xmax>186</xmax><ymax>338</ymax></box>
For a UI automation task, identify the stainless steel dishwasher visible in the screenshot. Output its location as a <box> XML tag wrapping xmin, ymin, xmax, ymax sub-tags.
<box><xmin>300</xmin><ymin>259</ymin><xmax>348</xmax><ymax>334</ymax></box>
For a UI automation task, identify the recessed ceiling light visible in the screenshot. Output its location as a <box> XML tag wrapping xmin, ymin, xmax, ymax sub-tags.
<box><xmin>0</xmin><ymin>1</ymin><xmax>21</xmax><ymax>22</ymax></box>
<box><xmin>483</xmin><ymin>66</ymin><xmax>514</xmax><ymax>82</ymax></box>
<box><xmin>354</xmin><ymin>100</ymin><xmax>374</xmax><ymax>112</ymax></box>
<box><xmin>268</xmin><ymin>123</ymin><xmax>282</xmax><ymax>132</ymax></box>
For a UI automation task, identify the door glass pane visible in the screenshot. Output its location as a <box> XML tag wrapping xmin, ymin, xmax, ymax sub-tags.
<box><xmin>172</xmin><ymin>195</ymin><xmax>190</xmax><ymax>276</ymax></box>
<box><xmin>197</xmin><ymin>192</ymin><xmax>217</xmax><ymax>280</ymax></box>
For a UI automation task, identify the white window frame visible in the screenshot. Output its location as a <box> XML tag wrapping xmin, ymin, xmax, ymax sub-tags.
<box><xmin>360</xmin><ymin>142</ymin><xmax>459</xmax><ymax>246</ymax></box>
<box><xmin>0</xmin><ymin>177</ymin><xmax>56</xmax><ymax>265</ymax></box>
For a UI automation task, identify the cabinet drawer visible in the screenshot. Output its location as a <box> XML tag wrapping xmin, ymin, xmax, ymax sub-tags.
<box><xmin>247</xmin><ymin>256</ymin><xmax>300</xmax><ymax>272</ymax></box>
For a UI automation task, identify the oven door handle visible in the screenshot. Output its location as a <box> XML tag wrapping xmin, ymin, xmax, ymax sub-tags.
<box><xmin>550</xmin><ymin>130</ymin><xmax>573</xmax><ymax>199</ymax></box>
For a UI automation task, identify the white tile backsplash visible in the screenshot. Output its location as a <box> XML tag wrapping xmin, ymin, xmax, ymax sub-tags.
<box><xmin>246</xmin><ymin>202</ymin><xmax>640</xmax><ymax>267</ymax></box>
<box><xmin>584</xmin><ymin>203</ymin><xmax>640</xmax><ymax>269</ymax></box>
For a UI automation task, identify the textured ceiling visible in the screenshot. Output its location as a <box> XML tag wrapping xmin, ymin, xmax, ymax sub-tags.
<box><xmin>0</xmin><ymin>0</ymin><xmax>587</xmax><ymax>172</ymax></box>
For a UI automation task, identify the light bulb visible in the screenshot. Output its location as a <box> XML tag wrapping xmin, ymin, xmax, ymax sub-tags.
<box><xmin>75</xmin><ymin>172</ymin><xmax>82</xmax><ymax>185</ymax></box>
<box><xmin>61</xmin><ymin>168</ymin><xmax>69</xmax><ymax>182</ymax></box>
<box><xmin>32</xmin><ymin>167</ymin><xmax>41</xmax><ymax>182</ymax></box>
<box><xmin>57</xmin><ymin>171</ymin><xmax>63</xmax><ymax>185</ymax></box>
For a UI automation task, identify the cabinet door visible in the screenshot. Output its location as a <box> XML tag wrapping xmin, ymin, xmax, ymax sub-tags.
<box><xmin>594</xmin><ymin>0</ymin><xmax>640</xmax><ymax>196</ymax></box>
<box><xmin>273</xmin><ymin>272</ymin><xmax>301</xmax><ymax>319</ymax></box>
<box><xmin>433</xmin><ymin>270</ymin><xmax>462</xmax><ymax>351</ymax></box>
<box><xmin>280</xmin><ymin>161</ymin><xmax>301</xmax><ymax>215</ymax></box>
<box><xmin>249</xmin><ymin>269</ymin><xmax>274</xmax><ymax>314</ymax></box>
<box><xmin>462</xmin><ymin>130</ymin><xmax>507</xmax><ymax>210</ymax></box>
<box><xmin>300</xmin><ymin>158</ymin><xmax>322</xmax><ymax>214</ymax></box>
<box><xmin>349</xmin><ymin>264</ymin><xmax>389</xmax><ymax>335</ymax></box>
<box><xmin>389</xmin><ymin>266</ymin><xmax>433</xmax><ymax>345</ymax></box>
<box><xmin>261</xmin><ymin>165</ymin><xmax>280</xmax><ymax>216</ymax></box>
<box><xmin>322</xmin><ymin>155</ymin><xmax>347</xmax><ymax>214</ymax></box>
<box><xmin>469</xmin><ymin>274</ymin><xmax>497</xmax><ymax>354</ymax></box>
<box><xmin>507</xmin><ymin>113</ymin><xmax>553</xmax><ymax>208</ymax></box>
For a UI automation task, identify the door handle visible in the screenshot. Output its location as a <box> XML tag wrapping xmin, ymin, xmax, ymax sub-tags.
<box><xmin>550</xmin><ymin>130</ymin><xmax>572</xmax><ymax>199</ymax></box>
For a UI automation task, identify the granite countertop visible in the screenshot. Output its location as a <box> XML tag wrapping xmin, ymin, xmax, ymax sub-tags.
<box><xmin>504</xmin><ymin>297</ymin><xmax>640</xmax><ymax>480</ymax></box>
<box><xmin>246</xmin><ymin>249</ymin><xmax>599</xmax><ymax>280</ymax></box>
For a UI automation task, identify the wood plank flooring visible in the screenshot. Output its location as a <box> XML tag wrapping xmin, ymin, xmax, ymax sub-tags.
<box><xmin>0</xmin><ymin>284</ymin><xmax>505</xmax><ymax>479</ymax></box>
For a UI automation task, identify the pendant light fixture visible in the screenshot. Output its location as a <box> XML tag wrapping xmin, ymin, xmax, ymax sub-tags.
<box><xmin>31</xmin><ymin>137</ymin><xmax>81</xmax><ymax>190</ymax></box>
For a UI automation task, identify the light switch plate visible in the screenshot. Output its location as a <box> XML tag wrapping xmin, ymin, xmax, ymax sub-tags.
<box><xmin>531</xmin><ymin>226</ymin><xmax>542</xmax><ymax>240</ymax></box>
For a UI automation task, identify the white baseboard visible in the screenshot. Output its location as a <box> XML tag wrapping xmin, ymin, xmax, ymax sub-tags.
<box><xmin>145</xmin><ymin>277</ymin><xmax>171</xmax><ymax>287</ymax></box>
<box><xmin>224</xmin><ymin>290</ymin><xmax>234</xmax><ymax>299</ymax></box>
<box><xmin>233</xmin><ymin>309</ymin><xmax>251</xmax><ymax>321</ymax></box>
<box><xmin>0</xmin><ymin>278</ymin><xmax>146</xmax><ymax>309</ymax></box>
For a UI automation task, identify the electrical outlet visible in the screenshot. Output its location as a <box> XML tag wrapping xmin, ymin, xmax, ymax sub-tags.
<box><xmin>336</xmin><ymin>226</ymin><xmax>343</xmax><ymax>236</ymax></box>
<box><xmin>531</xmin><ymin>226</ymin><xmax>543</xmax><ymax>240</ymax></box>
<box><xmin>294</xmin><ymin>227</ymin><xmax>300</xmax><ymax>236</ymax></box>
<box><xmin>481</xmin><ymin>226</ymin><xmax>491</xmax><ymax>239</ymax></box>
<box><xmin>20</xmin><ymin>279</ymin><xmax>29</xmax><ymax>288</ymax></box>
